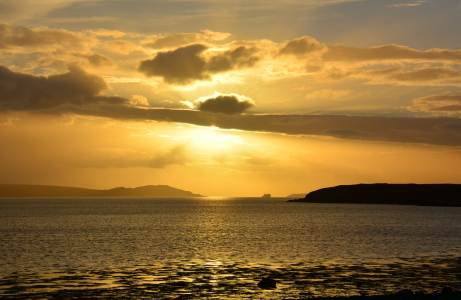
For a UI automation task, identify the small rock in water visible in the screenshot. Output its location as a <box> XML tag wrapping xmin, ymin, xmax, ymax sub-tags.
<box><xmin>257</xmin><ymin>278</ymin><xmax>277</xmax><ymax>289</ymax></box>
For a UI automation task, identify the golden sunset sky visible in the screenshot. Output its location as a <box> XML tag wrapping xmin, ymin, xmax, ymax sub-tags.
<box><xmin>1</xmin><ymin>0</ymin><xmax>461</xmax><ymax>196</ymax></box>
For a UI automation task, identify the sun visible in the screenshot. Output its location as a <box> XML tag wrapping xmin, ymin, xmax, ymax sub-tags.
<box><xmin>186</xmin><ymin>125</ymin><xmax>242</xmax><ymax>150</ymax></box>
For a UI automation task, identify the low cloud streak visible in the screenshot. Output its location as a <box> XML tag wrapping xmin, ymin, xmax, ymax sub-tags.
<box><xmin>410</xmin><ymin>94</ymin><xmax>461</xmax><ymax>113</ymax></box>
<box><xmin>323</xmin><ymin>44</ymin><xmax>461</xmax><ymax>62</ymax></box>
<box><xmin>38</xmin><ymin>104</ymin><xmax>461</xmax><ymax>147</ymax></box>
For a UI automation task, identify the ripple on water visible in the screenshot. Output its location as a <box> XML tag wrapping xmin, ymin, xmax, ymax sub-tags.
<box><xmin>1</xmin><ymin>256</ymin><xmax>461</xmax><ymax>299</ymax></box>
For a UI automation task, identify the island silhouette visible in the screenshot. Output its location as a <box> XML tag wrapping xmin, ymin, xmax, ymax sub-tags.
<box><xmin>288</xmin><ymin>183</ymin><xmax>461</xmax><ymax>207</ymax></box>
<box><xmin>0</xmin><ymin>184</ymin><xmax>204</xmax><ymax>198</ymax></box>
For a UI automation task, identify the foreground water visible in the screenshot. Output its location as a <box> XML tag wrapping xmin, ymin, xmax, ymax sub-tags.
<box><xmin>1</xmin><ymin>197</ymin><xmax>460</xmax><ymax>299</ymax></box>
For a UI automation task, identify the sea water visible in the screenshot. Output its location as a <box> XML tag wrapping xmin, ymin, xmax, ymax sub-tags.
<box><xmin>1</xmin><ymin>197</ymin><xmax>460</xmax><ymax>298</ymax></box>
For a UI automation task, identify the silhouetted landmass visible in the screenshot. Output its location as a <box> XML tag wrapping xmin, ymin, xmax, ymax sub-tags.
<box><xmin>288</xmin><ymin>183</ymin><xmax>461</xmax><ymax>207</ymax></box>
<box><xmin>0</xmin><ymin>184</ymin><xmax>204</xmax><ymax>197</ymax></box>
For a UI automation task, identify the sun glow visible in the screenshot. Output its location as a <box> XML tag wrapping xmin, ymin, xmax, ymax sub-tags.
<box><xmin>190</xmin><ymin>126</ymin><xmax>231</xmax><ymax>148</ymax></box>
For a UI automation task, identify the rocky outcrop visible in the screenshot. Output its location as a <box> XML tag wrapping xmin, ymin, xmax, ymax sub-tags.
<box><xmin>257</xmin><ymin>278</ymin><xmax>277</xmax><ymax>289</ymax></box>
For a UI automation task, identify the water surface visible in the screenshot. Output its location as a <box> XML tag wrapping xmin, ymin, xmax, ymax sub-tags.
<box><xmin>1</xmin><ymin>197</ymin><xmax>460</xmax><ymax>298</ymax></box>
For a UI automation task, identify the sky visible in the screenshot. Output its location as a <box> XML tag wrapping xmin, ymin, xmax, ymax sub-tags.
<box><xmin>1</xmin><ymin>0</ymin><xmax>461</xmax><ymax>196</ymax></box>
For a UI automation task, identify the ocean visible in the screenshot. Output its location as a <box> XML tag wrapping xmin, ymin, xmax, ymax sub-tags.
<box><xmin>1</xmin><ymin>197</ymin><xmax>460</xmax><ymax>299</ymax></box>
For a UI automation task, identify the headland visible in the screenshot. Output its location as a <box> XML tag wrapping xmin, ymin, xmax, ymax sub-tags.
<box><xmin>288</xmin><ymin>183</ymin><xmax>461</xmax><ymax>207</ymax></box>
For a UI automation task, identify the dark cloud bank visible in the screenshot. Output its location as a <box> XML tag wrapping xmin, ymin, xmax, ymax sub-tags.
<box><xmin>71</xmin><ymin>106</ymin><xmax>461</xmax><ymax>146</ymax></box>
<box><xmin>2</xmin><ymin>65</ymin><xmax>461</xmax><ymax>146</ymax></box>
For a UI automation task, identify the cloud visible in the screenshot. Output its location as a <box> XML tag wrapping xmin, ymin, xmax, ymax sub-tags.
<box><xmin>390</xmin><ymin>67</ymin><xmax>461</xmax><ymax>82</ymax></box>
<box><xmin>196</xmin><ymin>93</ymin><xmax>255</xmax><ymax>114</ymax></box>
<box><xmin>0</xmin><ymin>64</ymin><xmax>127</xmax><ymax>111</ymax></box>
<box><xmin>104</xmin><ymin>40</ymin><xmax>139</xmax><ymax>55</ymax></box>
<box><xmin>129</xmin><ymin>95</ymin><xmax>150</xmax><ymax>107</ymax></box>
<box><xmin>435</xmin><ymin>120</ymin><xmax>461</xmax><ymax>133</ymax></box>
<box><xmin>305</xmin><ymin>89</ymin><xmax>352</xmax><ymax>100</ymax></box>
<box><xmin>323</xmin><ymin>44</ymin><xmax>461</xmax><ymax>62</ymax></box>
<box><xmin>6</xmin><ymin>84</ymin><xmax>461</xmax><ymax>146</ymax></box>
<box><xmin>138</xmin><ymin>43</ymin><xmax>261</xmax><ymax>85</ymax></box>
<box><xmin>0</xmin><ymin>22</ymin><xmax>92</xmax><ymax>53</ymax></box>
<box><xmin>0</xmin><ymin>22</ymin><xmax>115</xmax><ymax>72</ymax></box>
<box><xmin>5</xmin><ymin>47</ymin><xmax>461</xmax><ymax>147</ymax></box>
<box><xmin>365</xmin><ymin>67</ymin><xmax>401</xmax><ymax>76</ymax></box>
<box><xmin>142</xmin><ymin>33</ymin><xmax>202</xmax><ymax>49</ymax></box>
<box><xmin>429</xmin><ymin>105</ymin><xmax>461</xmax><ymax>112</ymax></box>
<box><xmin>410</xmin><ymin>94</ymin><xmax>461</xmax><ymax>113</ymax></box>
<box><xmin>322</xmin><ymin>128</ymin><xmax>371</xmax><ymax>138</ymax></box>
<box><xmin>142</xmin><ymin>30</ymin><xmax>231</xmax><ymax>50</ymax></box>
<box><xmin>206</xmin><ymin>46</ymin><xmax>260</xmax><ymax>73</ymax></box>
<box><xmin>279</xmin><ymin>36</ymin><xmax>326</xmax><ymax>57</ymax></box>
<box><xmin>277</xmin><ymin>41</ymin><xmax>461</xmax><ymax>85</ymax></box>
<box><xmin>87</xmin><ymin>28</ymin><xmax>126</xmax><ymax>38</ymax></box>
<box><xmin>13</xmin><ymin>52</ymin><xmax>115</xmax><ymax>73</ymax></box>
<box><xmin>414</xmin><ymin>95</ymin><xmax>461</xmax><ymax>102</ymax></box>
<box><xmin>180</xmin><ymin>100</ymin><xmax>195</xmax><ymax>109</ymax></box>
<box><xmin>200</xmin><ymin>29</ymin><xmax>232</xmax><ymax>41</ymax></box>
<box><xmin>43</xmin><ymin>106</ymin><xmax>461</xmax><ymax>145</ymax></box>
<box><xmin>354</xmin><ymin>67</ymin><xmax>461</xmax><ymax>86</ymax></box>
<box><xmin>74</xmin><ymin>53</ymin><xmax>115</xmax><ymax>68</ymax></box>
<box><xmin>386</xmin><ymin>3</ymin><xmax>423</xmax><ymax>8</ymax></box>
<box><xmin>321</xmin><ymin>66</ymin><xmax>357</xmax><ymax>81</ymax></box>
<box><xmin>138</xmin><ymin>44</ymin><xmax>209</xmax><ymax>84</ymax></box>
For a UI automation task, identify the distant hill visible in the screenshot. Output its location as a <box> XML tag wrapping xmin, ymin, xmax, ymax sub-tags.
<box><xmin>287</xmin><ymin>183</ymin><xmax>461</xmax><ymax>207</ymax></box>
<box><xmin>0</xmin><ymin>184</ymin><xmax>204</xmax><ymax>198</ymax></box>
<box><xmin>286</xmin><ymin>193</ymin><xmax>308</xmax><ymax>198</ymax></box>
